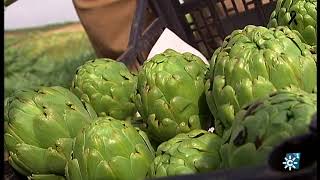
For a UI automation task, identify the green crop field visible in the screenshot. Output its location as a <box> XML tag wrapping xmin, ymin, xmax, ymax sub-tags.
<box><xmin>4</xmin><ymin>22</ymin><xmax>97</xmax><ymax>98</ymax></box>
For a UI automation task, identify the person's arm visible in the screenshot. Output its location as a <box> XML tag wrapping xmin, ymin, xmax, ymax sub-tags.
<box><xmin>73</xmin><ymin>0</ymin><xmax>137</xmax><ymax>59</ymax></box>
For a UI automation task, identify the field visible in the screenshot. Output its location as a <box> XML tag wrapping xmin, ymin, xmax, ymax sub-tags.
<box><xmin>4</xmin><ymin>22</ymin><xmax>97</xmax><ymax>98</ymax></box>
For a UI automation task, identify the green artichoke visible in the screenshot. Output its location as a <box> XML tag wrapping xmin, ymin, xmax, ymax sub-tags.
<box><xmin>205</xmin><ymin>25</ymin><xmax>317</xmax><ymax>135</ymax></box>
<box><xmin>149</xmin><ymin>129</ymin><xmax>222</xmax><ymax>177</ymax></box>
<box><xmin>4</xmin><ymin>86</ymin><xmax>97</xmax><ymax>179</ymax></box>
<box><xmin>65</xmin><ymin>117</ymin><xmax>155</xmax><ymax>180</ymax></box>
<box><xmin>135</xmin><ymin>49</ymin><xmax>212</xmax><ymax>143</ymax></box>
<box><xmin>220</xmin><ymin>88</ymin><xmax>317</xmax><ymax>169</ymax></box>
<box><xmin>71</xmin><ymin>58</ymin><xmax>137</xmax><ymax>121</ymax></box>
<box><xmin>268</xmin><ymin>0</ymin><xmax>317</xmax><ymax>46</ymax></box>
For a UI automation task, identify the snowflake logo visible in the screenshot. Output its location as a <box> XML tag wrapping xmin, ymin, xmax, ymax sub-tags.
<box><xmin>282</xmin><ymin>153</ymin><xmax>301</xmax><ymax>171</ymax></box>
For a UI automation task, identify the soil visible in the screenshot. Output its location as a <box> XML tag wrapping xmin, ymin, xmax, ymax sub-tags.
<box><xmin>5</xmin><ymin>22</ymin><xmax>85</xmax><ymax>37</ymax></box>
<box><xmin>43</xmin><ymin>23</ymin><xmax>85</xmax><ymax>35</ymax></box>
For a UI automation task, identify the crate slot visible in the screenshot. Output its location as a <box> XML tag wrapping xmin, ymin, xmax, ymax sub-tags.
<box><xmin>230</xmin><ymin>0</ymin><xmax>240</xmax><ymax>13</ymax></box>
<box><xmin>200</xmin><ymin>29</ymin><xmax>210</xmax><ymax>38</ymax></box>
<box><xmin>197</xmin><ymin>42</ymin><xmax>209</xmax><ymax>58</ymax></box>
<box><xmin>206</xmin><ymin>18</ymin><xmax>214</xmax><ymax>24</ymax></box>
<box><xmin>192</xmin><ymin>31</ymin><xmax>201</xmax><ymax>41</ymax></box>
<box><xmin>217</xmin><ymin>0</ymin><xmax>231</xmax><ymax>17</ymax></box>
<box><xmin>190</xmin><ymin>24</ymin><xmax>196</xmax><ymax>30</ymax></box>
<box><xmin>214</xmin><ymin>1</ymin><xmax>227</xmax><ymax>17</ymax></box>
<box><xmin>192</xmin><ymin>11</ymin><xmax>206</xmax><ymax>28</ymax></box>
<box><xmin>201</xmin><ymin>7</ymin><xmax>211</xmax><ymax>18</ymax></box>
<box><xmin>213</xmin><ymin>36</ymin><xmax>224</xmax><ymax>46</ymax></box>
<box><xmin>221</xmin><ymin>0</ymin><xmax>235</xmax><ymax>8</ymax></box>
<box><xmin>235</xmin><ymin>0</ymin><xmax>246</xmax><ymax>12</ymax></box>
<box><xmin>221</xmin><ymin>0</ymin><xmax>240</xmax><ymax>14</ymax></box>
<box><xmin>247</xmin><ymin>3</ymin><xmax>255</xmax><ymax>10</ymax></box>
<box><xmin>262</xmin><ymin>0</ymin><xmax>273</xmax><ymax>5</ymax></box>
<box><xmin>208</xmin><ymin>26</ymin><xmax>219</xmax><ymax>36</ymax></box>
<box><xmin>227</xmin><ymin>8</ymin><xmax>236</xmax><ymax>16</ymax></box>
<box><xmin>243</xmin><ymin>0</ymin><xmax>254</xmax><ymax>4</ymax></box>
<box><xmin>241</xmin><ymin>0</ymin><xmax>255</xmax><ymax>11</ymax></box>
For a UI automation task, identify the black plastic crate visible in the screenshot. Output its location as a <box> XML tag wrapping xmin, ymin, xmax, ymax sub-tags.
<box><xmin>118</xmin><ymin>0</ymin><xmax>166</xmax><ymax>72</ymax></box>
<box><xmin>118</xmin><ymin>0</ymin><xmax>277</xmax><ymax>70</ymax></box>
<box><xmin>166</xmin><ymin>0</ymin><xmax>278</xmax><ymax>58</ymax></box>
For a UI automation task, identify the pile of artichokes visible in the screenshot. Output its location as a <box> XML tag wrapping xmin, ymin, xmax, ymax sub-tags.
<box><xmin>4</xmin><ymin>0</ymin><xmax>317</xmax><ymax>179</ymax></box>
<box><xmin>268</xmin><ymin>0</ymin><xmax>317</xmax><ymax>46</ymax></box>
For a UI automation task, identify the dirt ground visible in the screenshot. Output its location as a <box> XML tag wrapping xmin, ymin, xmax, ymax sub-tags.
<box><xmin>44</xmin><ymin>22</ymin><xmax>85</xmax><ymax>35</ymax></box>
<box><xmin>5</xmin><ymin>22</ymin><xmax>86</xmax><ymax>37</ymax></box>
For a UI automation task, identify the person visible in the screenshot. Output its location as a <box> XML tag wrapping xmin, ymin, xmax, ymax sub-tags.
<box><xmin>72</xmin><ymin>0</ymin><xmax>140</xmax><ymax>59</ymax></box>
<box><xmin>4</xmin><ymin>0</ymin><xmax>154</xmax><ymax>60</ymax></box>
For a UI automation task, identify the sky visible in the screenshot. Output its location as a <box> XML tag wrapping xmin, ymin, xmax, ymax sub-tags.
<box><xmin>4</xmin><ymin>0</ymin><xmax>80</xmax><ymax>30</ymax></box>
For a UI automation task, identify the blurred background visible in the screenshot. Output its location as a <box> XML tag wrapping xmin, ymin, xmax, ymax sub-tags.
<box><xmin>4</xmin><ymin>0</ymin><xmax>96</xmax><ymax>99</ymax></box>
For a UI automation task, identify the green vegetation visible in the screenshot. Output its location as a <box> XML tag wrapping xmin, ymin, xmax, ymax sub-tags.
<box><xmin>6</xmin><ymin>21</ymin><xmax>79</xmax><ymax>34</ymax></box>
<box><xmin>4</xmin><ymin>23</ymin><xmax>97</xmax><ymax>98</ymax></box>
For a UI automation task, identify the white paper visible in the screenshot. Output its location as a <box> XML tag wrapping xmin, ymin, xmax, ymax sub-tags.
<box><xmin>147</xmin><ymin>28</ymin><xmax>209</xmax><ymax>65</ymax></box>
<box><xmin>208</xmin><ymin>127</ymin><xmax>215</xmax><ymax>133</ymax></box>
